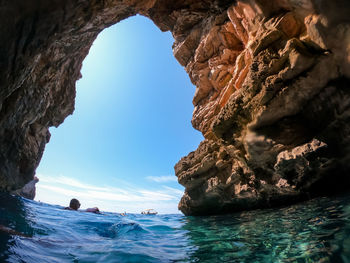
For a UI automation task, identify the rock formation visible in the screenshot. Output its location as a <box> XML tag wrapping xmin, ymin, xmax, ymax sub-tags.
<box><xmin>0</xmin><ymin>0</ymin><xmax>349</xmax><ymax>215</ymax></box>
<box><xmin>11</xmin><ymin>176</ymin><xmax>39</xmax><ymax>200</ymax></box>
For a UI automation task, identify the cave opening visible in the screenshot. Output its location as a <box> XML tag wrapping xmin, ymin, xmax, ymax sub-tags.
<box><xmin>34</xmin><ymin>15</ymin><xmax>203</xmax><ymax>214</ymax></box>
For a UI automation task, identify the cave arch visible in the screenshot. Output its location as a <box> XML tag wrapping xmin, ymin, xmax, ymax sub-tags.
<box><xmin>1</xmin><ymin>0</ymin><xmax>350</xmax><ymax>215</ymax></box>
<box><xmin>0</xmin><ymin>0</ymin><xmax>231</xmax><ymax>190</ymax></box>
<box><xmin>35</xmin><ymin>15</ymin><xmax>203</xmax><ymax>213</ymax></box>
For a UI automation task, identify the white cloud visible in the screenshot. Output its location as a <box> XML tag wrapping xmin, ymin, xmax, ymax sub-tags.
<box><xmin>40</xmin><ymin>175</ymin><xmax>110</xmax><ymax>192</ymax></box>
<box><xmin>35</xmin><ymin>174</ymin><xmax>183</xmax><ymax>214</ymax></box>
<box><xmin>146</xmin><ymin>175</ymin><xmax>177</xmax><ymax>183</ymax></box>
<box><xmin>162</xmin><ymin>186</ymin><xmax>184</xmax><ymax>197</ymax></box>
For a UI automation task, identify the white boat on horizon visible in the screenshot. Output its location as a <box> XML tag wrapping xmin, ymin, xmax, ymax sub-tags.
<box><xmin>141</xmin><ymin>209</ymin><xmax>158</xmax><ymax>215</ymax></box>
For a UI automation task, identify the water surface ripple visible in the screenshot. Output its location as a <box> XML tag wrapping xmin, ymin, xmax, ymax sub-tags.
<box><xmin>0</xmin><ymin>192</ymin><xmax>350</xmax><ymax>262</ymax></box>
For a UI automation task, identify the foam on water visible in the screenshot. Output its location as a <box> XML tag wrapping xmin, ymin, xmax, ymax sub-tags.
<box><xmin>1</xmin><ymin>192</ymin><xmax>350</xmax><ymax>262</ymax></box>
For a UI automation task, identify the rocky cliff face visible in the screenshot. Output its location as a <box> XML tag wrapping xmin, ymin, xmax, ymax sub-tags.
<box><xmin>0</xmin><ymin>0</ymin><xmax>349</xmax><ymax>215</ymax></box>
<box><xmin>11</xmin><ymin>176</ymin><xmax>39</xmax><ymax>200</ymax></box>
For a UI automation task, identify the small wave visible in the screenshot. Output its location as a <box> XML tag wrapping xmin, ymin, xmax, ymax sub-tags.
<box><xmin>146</xmin><ymin>225</ymin><xmax>174</xmax><ymax>232</ymax></box>
<box><xmin>74</xmin><ymin>250</ymin><xmax>161</xmax><ymax>263</ymax></box>
<box><xmin>96</xmin><ymin>222</ymin><xmax>147</xmax><ymax>239</ymax></box>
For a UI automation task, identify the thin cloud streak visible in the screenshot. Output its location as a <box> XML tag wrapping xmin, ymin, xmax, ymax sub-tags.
<box><xmin>162</xmin><ymin>186</ymin><xmax>184</xmax><ymax>197</ymax></box>
<box><xmin>146</xmin><ymin>175</ymin><xmax>178</xmax><ymax>183</ymax></box>
<box><xmin>40</xmin><ymin>176</ymin><xmax>112</xmax><ymax>192</ymax></box>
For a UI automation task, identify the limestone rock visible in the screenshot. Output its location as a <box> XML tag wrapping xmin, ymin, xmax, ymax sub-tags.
<box><xmin>12</xmin><ymin>176</ymin><xmax>39</xmax><ymax>200</ymax></box>
<box><xmin>0</xmin><ymin>0</ymin><xmax>350</xmax><ymax>215</ymax></box>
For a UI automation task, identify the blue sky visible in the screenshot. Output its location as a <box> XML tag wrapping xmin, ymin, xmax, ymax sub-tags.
<box><xmin>35</xmin><ymin>15</ymin><xmax>203</xmax><ymax>214</ymax></box>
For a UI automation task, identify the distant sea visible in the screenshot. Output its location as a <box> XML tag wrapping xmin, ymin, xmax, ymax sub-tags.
<box><xmin>0</xmin><ymin>192</ymin><xmax>350</xmax><ymax>262</ymax></box>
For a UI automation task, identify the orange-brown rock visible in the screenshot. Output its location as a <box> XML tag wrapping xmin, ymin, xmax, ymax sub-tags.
<box><xmin>0</xmin><ymin>0</ymin><xmax>350</xmax><ymax>215</ymax></box>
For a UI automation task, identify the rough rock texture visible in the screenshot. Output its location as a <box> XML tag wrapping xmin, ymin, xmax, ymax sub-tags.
<box><xmin>11</xmin><ymin>176</ymin><xmax>39</xmax><ymax>200</ymax></box>
<box><xmin>175</xmin><ymin>0</ymin><xmax>350</xmax><ymax>215</ymax></box>
<box><xmin>0</xmin><ymin>0</ymin><xmax>350</xmax><ymax>215</ymax></box>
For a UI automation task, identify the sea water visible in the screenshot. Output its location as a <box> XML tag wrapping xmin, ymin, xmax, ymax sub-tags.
<box><xmin>0</xmin><ymin>192</ymin><xmax>350</xmax><ymax>263</ymax></box>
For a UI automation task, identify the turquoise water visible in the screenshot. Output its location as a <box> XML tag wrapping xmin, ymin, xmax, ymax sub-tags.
<box><xmin>1</xmin><ymin>192</ymin><xmax>350</xmax><ymax>262</ymax></box>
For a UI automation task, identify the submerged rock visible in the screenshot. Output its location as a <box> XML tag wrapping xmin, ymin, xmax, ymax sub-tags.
<box><xmin>0</xmin><ymin>0</ymin><xmax>349</xmax><ymax>215</ymax></box>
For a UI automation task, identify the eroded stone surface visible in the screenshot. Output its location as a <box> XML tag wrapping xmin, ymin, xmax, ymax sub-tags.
<box><xmin>174</xmin><ymin>0</ymin><xmax>350</xmax><ymax>215</ymax></box>
<box><xmin>12</xmin><ymin>176</ymin><xmax>39</xmax><ymax>200</ymax></box>
<box><xmin>0</xmin><ymin>0</ymin><xmax>350</xmax><ymax>215</ymax></box>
